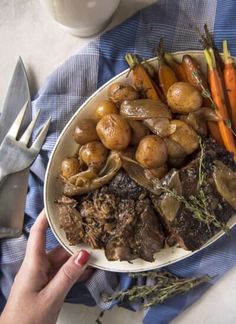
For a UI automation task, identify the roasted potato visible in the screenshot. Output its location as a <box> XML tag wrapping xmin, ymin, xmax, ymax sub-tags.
<box><xmin>96</xmin><ymin>114</ymin><xmax>131</xmax><ymax>150</ymax></box>
<box><xmin>61</xmin><ymin>157</ymin><xmax>80</xmax><ymax>179</ymax></box>
<box><xmin>135</xmin><ymin>135</ymin><xmax>168</xmax><ymax>168</ymax></box>
<box><xmin>108</xmin><ymin>82</ymin><xmax>139</xmax><ymax>105</ymax></box>
<box><xmin>73</xmin><ymin>119</ymin><xmax>98</xmax><ymax>145</ymax></box>
<box><xmin>169</xmin><ymin>120</ymin><xmax>199</xmax><ymax>154</ymax></box>
<box><xmin>128</xmin><ymin>120</ymin><xmax>150</xmax><ymax>145</ymax></box>
<box><xmin>79</xmin><ymin>141</ymin><xmax>109</xmax><ymax>171</ymax></box>
<box><xmin>95</xmin><ymin>100</ymin><xmax>118</xmax><ymax>121</ymax></box>
<box><xmin>167</xmin><ymin>82</ymin><xmax>202</xmax><ymax>114</ymax></box>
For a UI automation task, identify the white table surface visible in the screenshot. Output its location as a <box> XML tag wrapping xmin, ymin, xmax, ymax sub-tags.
<box><xmin>1</xmin><ymin>1</ymin><xmax>236</xmax><ymax>323</ymax></box>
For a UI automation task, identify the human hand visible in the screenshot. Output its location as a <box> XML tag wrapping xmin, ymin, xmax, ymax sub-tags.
<box><xmin>0</xmin><ymin>210</ymin><xmax>91</xmax><ymax>324</ymax></box>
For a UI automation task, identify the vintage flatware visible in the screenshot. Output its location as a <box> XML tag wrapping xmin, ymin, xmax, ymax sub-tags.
<box><xmin>0</xmin><ymin>58</ymin><xmax>31</xmax><ymax>238</ymax></box>
<box><xmin>0</xmin><ymin>102</ymin><xmax>51</xmax><ymax>185</ymax></box>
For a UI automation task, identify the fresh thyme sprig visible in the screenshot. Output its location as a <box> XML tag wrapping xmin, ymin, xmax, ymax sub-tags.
<box><xmin>154</xmin><ymin>181</ymin><xmax>224</xmax><ymax>230</ymax></box>
<box><xmin>198</xmin><ymin>137</ymin><xmax>205</xmax><ymax>187</ymax></box>
<box><xmin>224</xmin><ymin>118</ymin><xmax>236</xmax><ymax>138</ymax></box>
<box><xmin>192</xmin><ymin>71</ymin><xmax>217</xmax><ymax>109</ymax></box>
<box><xmin>105</xmin><ymin>270</ymin><xmax>211</xmax><ymax>309</ymax></box>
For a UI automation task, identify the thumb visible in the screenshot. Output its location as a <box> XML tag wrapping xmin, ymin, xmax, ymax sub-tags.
<box><xmin>45</xmin><ymin>250</ymin><xmax>90</xmax><ymax>305</ymax></box>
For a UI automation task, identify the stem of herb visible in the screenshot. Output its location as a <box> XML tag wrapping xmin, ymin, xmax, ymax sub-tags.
<box><xmin>105</xmin><ymin>271</ymin><xmax>211</xmax><ymax>309</ymax></box>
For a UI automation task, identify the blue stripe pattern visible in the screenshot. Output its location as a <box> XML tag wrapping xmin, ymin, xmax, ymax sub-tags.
<box><xmin>1</xmin><ymin>1</ymin><xmax>236</xmax><ymax>322</ymax></box>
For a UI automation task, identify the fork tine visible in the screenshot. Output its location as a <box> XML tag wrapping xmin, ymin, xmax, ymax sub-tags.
<box><xmin>8</xmin><ymin>101</ymin><xmax>29</xmax><ymax>138</ymax></box>
<box><xmin>31</xmin><ymin>116</ymin><xmax>51</xmax><ymax>152</ymax></box>
<box><xmin>20</xmin><ymin>109</ymin><xmax>40</xmax><ymax>145</ymax></box>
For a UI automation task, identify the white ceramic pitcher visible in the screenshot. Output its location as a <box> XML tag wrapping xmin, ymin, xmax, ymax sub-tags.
<box><xmin>40</xmin><ymin>0</ymin><xmax>120</xmax><ymax>37</ymax></box>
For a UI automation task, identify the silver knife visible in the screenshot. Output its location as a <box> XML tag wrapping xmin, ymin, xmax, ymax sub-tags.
<box><xmin>0</xmin><ymin>57</ymin><xmax>32</xmax><ymax>238</ymax></box>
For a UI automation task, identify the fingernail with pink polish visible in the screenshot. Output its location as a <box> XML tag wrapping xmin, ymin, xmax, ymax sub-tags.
<box><xmin>74</xmin><ymin>250</ymin><xmax>90</xmax><ymax>267</ymax></box>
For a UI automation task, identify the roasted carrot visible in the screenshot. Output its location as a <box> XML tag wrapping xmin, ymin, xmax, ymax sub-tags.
<box><xmin>204</xmin><ymin>48</ymin><xmax>236</xmax><ymax>159</ymax></box>
<box><xmin>158</xmin><ymin>57</ymin><xmax>178</xmax><ymax>97</ymax></box>
<box><xmin>200</xmin><ymin>25</ymin><xmax>232</xmax><ymax>114</ymax></box>
<box><xmin>125</xmin><ymin>54</ymin><xmax>160</xmax><ymax>100</ymax></box>
<box><xmin>152</xmin><ymin>77</ymin><xmax>167</xmax><ymax>103</ymax></box>
<box><xmin>156</xmin><ymin>40</ymin><xmax>178</xmax><ymax>97</ymax></box>
<box><xmin>200</xmin><ymin>24</ymin><xmax>224</xmax><ymax>80</ymax></box>
<box><xmin>164</xmin><ymin>53</ymin><xmax>187</xmax><ymax>82</ymax></box>
<box><xmin>207</xmin><ymin>121</ymin><xmax>223</xmax><ymax>145</ymax></box>
<box><xmin>182</xmin><ymin>54</ymin><xmax>211</xmax><ymax>108</ymax></box>
<box><xmin>182</xmin><ymin>55</ymin><xmax>209</xmax><ymax>93</ymax></box>
<box><xmin>198</xmin><ymin>25</ymin><xmax>229</xmax><ymax>144</ymax></box>
<box><xmin>142</xmin><ymin>60</ymin><xmax>166</xmax><ymax>102</ymax></box>
<box><xmin>223</xmin><ymin>40</ymin><xmax>236</xmax><ymax>131</ymax></box>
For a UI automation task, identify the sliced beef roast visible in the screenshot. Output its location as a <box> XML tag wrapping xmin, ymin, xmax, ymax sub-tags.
<box><xmin>109</xmin><ymin>170</ymin><xmax>147</xmax><ymax>199</ymax></box>
<box><xmin>57</xmin><ymin>138</ymin><xmax>236</xmax><ymax>261</ymax></box>
<box><xmin>151</xmin><ymin>139</ymin><xmax>236</xmax><ymax>251</ymax></box>
<box><xmin>57</xmin><ymin>172</ymin><xmax>165</xmax><ymax>262</ymax></box>
<box><xmin>56</xmin><ymin>196</ymin><xmax>85</xmax><ymax>245</ymax></box>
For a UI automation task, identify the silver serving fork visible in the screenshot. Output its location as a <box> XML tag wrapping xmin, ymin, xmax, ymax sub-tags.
<box><xmin>0</xmin><ymin>101</ymin><xmax>51</xmax><ymax>184</ymax></box>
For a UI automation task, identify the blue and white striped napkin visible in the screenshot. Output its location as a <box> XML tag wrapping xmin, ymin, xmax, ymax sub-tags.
<box><xmin>1</xmin><ymin>1</ymin><xmax>236</xmax><ymax>323</ymax></box>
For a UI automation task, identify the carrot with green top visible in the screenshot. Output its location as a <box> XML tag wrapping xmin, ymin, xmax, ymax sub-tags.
<box><xmin>125</xmin><ymin>53</ymin><xmax>160</xmax><ymax>100</ymax></box>
<box><xmin>204</xmin><ymin>47</ymin><xmax>236</xmax><ymax>159</ymax></box>
<box><xmin>200</xmin><ymin>24</ymin><xmax>225</xmax><ymax>79</ymax></box>
<box><xmin>200</xmin><ymin>25</ymin><xmax>231</xmax><ymax>112</ymax></box>
<box><xmin>223</xmin><ymin>40</ymin><xmax>236</xmax><ymax>131</ymax></box>
<box><xmin>181</xmin><ymin>53</ymin><xmax>223</xmax><ymax>144</ymax></box>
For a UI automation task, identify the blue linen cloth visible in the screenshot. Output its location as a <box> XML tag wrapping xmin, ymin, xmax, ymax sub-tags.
<box><xmin>1</xmin><ymin>0</ymin><xmax>236</xmax><ymax>322</ymax></box>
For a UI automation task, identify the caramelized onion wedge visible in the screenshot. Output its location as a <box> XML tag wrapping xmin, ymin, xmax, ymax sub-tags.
<box><xmin>63</xmin><ymin>152</ymin><xmax>122</xmax><ymax>196</ymax></box>
<box><xmin>195</xmin><ymin>107</ymin><xmax>221</xmax><ymax>121</ymax></box>
<box><xmin>169</xmin><ymin>120</ymin><xmax>199</xmax><ymax>155</ymax></box>
<box><xmin>121</xmin><ymin>156</ymin><xmax>162</xmax><ymax>195</ymax></box>
<box><xmin>128</xmin><ymin>120</ymin><xmax>150</xmax><ymax>145</ymax></box>
<box><xmin>180</xmin><ymin>107</ymin><xmax>220</xmax><ymax>136</ymax></box>
<box><xmin>143</xmin><ymin>118</ymin><xmax>176</xmax><ymax>137</ymax></box>
<box><xmin>144</xmin><ymin>164</ymin><xmax>168</xmax><ymax>180</ymax></box>
<box><xmin>180</xmin><ymin>115</ymin><xmax>207</xmax><ymax>136</ymax></box>
<box><xmin>213</xmin><ymin>160</ymin><xmax>236</xmax><ymax>209</ymax></box>
<box><xmin>120</xmin><ymin>99</ymin><xmax>171</xmax><ymax>120</ymax></box>
<box><xmin>164</xmin><ymin>138</ymin><xmax>186</xmax><ymax>167</ymax></box>
<box><xmin>159</xmin><ymin>171</ymin><xmax>182</xmax><ymax>222</ymax></box>
<box><xmin>68</xmin><ymin>169</ymin><xmax>97</xmax><ymax>185</ymax></box>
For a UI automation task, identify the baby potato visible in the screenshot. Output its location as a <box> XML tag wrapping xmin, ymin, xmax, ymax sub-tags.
<box><xmin>79</xmin><ymin>141</ymin><xmax>109</xmax><ymax>171</ymax></box>
<box><xmin>108</xmin><ymin>82</ymin><xmax>139</xmax><ymax>105</ymax></box>
<box><xmin>61</xmin><ymin>157</ymin><xmax>80</xmax><ymax>179</ymax></box>
<box><xmin>128</xmin><ymin>120</ymin><xmax>150</xmax><ymax>145</ymax></box>
<box><xmin>167</xmin><ymin>82</ymin><xmax>202</xmax><ymax>114</ymax></box>
<box><xmin>169</xmin><ymin>120</ymin><xmax>199</xmax><ymax>155</ymax></box>
<box><xmin>73</xmin><ymin>119</ymin><xmax>98</xmax><ymax>145</ymax></box>
<box><xmin>95</xmin><ymin>100</ymin><xmax>118</xmax><ymax>121</ymax></box>
<box><xmin>135</xmin><ymin>135</ymin><xmax>168</xmax><ymax>168</ymax></box>
<box><xmin>96</xmin><ymin>114</ymin><xmax>131</xmax><ymax>150</ymax></box>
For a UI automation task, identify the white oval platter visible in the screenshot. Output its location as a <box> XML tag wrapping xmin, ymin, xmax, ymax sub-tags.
<box><xmin>44</xmin><ymin>51</ymin><xmax>236</xmax><ymax>272</ymax></box>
